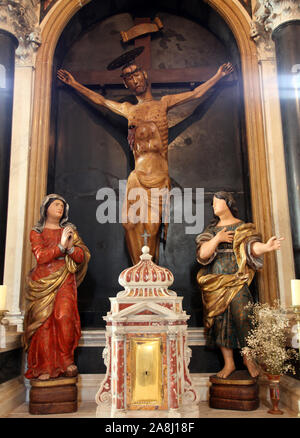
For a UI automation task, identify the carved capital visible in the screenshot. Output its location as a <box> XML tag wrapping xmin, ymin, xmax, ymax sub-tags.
<box><xmin>0</xmin><ymin>0</ymin><xmax>41</xmax><ymax>65</ymax></box>
<box><xmin>112</xmin><ymin>328</ymin><xmax>126</xmax><ymax>338</ymax></box>
<box><xmin>251</xmin><ymin>1</ymin><xmax>274</xmax><ymax>59</ymax></box>
<box><xmin>251</xmin><ymin>1</ymin><xmax>300</xmax><ymax>59</ymax></box>
<box><xmin>167</xmin><ymin>325</ymin><xmax>179</xmax><ymax>339</ymax></box>
<box><xmin>253</xmin><ymin>1</ymin><xmax>300</xmax><ymax>33</ymax></box>
<box><xmin>250</xmin><ymin>21</ymin><xmax>274</xmax><ymax>59</ymax></box>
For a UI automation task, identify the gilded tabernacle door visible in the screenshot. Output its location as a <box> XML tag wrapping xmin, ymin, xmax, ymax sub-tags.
<box><xmin>129</xmin><ymin>337</ymin><xmax>164</xmax><ymax>409</ymax></box>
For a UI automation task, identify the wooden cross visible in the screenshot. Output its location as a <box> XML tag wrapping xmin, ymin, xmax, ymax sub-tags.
<box><xmin>63</xmin><ymin>17</ymin><xmax>223</xmax><ymax>88</ymax></box>
<box><xmin>141</xmin><ymin>229</ymin><xmax>151</xmax><ymax>246</ymax></box>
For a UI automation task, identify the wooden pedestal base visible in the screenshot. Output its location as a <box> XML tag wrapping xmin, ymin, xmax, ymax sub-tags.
<box><xmin>29</xmin><ymin>376</ymin><xmax>78</xmax><ymax>415</ymax></box>
<box><xmin>209</xmin><ymin>370</ymin><xmax>259</xmax><ymax>411</ymax></box>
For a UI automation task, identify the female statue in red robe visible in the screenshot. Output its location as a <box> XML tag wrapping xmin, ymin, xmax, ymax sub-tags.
<box><xmin>23</xmin><ymin>194</ymin><xmax>90</xmax><ymax>380</ymax></box>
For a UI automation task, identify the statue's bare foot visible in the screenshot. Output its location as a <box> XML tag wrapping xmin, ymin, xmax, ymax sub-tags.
<box><xmin>38</xmin><ymin>373</ymin><xmax>50</xmax><ymax>380</ymax></box>
<box><xmin>243</xmin><ymin>357</ymin><xmax>260</xmax><ymax>378</ymax></box>
<box><xmin>216</xmin><ymin>363</ymin><xmax>236</xmax><ymax>379</ymax></box>
<box><xmin>65</xmin><ymin>364</ymin><xmax>78</xmax><ymax>377</ymax></box>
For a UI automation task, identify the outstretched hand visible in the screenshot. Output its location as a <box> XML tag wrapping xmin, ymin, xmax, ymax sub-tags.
<box><xmin>57</xmin><ymin>69</ymin><xmax>76</xmax><ymax>86</ymax></box>
<box><xmin>265</xmin><ymin>236</ymin><xmax>285</xmax><ymax>252</ymax></box>
<box><xmin>217</xmin><ymin>62</ymin><xmax>234</xmax><ymax>78</ymax></box>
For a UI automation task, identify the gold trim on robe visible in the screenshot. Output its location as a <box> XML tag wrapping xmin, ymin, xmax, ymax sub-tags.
<box><xmin>23</xmin><ymin>232</ymin><xmax>90</xmax><ymax>351</ymax></box>
<box><xmin>196</xmin><ymin>223</ymin><xmax>262</xmax><ymax>329</ymax></box>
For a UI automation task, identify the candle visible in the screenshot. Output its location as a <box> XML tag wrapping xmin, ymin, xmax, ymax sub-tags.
<box><xmin>0</xmin><ymin>285</ymin><xmax>7</xmax><ymax>310</ymax></box>
<box><xmin>291</xmin><ymin>279</ymin><xmax>300</xmax><ymax>306</ymax></box>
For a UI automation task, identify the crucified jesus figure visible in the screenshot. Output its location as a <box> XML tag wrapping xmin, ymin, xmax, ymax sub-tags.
<box><xmin>57</xmin><ymin>53</ymin><xmax>233</xmax><ymax>265</ymax></box>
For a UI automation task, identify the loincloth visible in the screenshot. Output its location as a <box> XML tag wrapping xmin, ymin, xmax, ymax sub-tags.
<box><xmin>122</xmin><ymin>170</ymin><xmax>170</xmax><ymax>238</ymax></box>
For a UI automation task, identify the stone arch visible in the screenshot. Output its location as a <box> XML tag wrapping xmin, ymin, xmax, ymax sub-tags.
<box><xmin>22</xmin><ymin>0</ymin><xmax>278</xmax><ymax>307</ymax></box>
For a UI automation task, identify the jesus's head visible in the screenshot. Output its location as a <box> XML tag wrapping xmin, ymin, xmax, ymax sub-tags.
<box><xmin>121</xmin><ymin>64</ymin><xmax>149</xmax><ymax>96</ymax></box>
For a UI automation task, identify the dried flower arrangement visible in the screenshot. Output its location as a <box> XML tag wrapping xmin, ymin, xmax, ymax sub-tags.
<box><xmin>242</xmin><ymin>300</ymin><xmax>298</xmax><ymax>376</ymax></box>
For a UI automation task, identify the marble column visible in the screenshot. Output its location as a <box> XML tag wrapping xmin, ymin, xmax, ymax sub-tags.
<box><xmin>250</xmin><ymin>1</ymin><xmax>297</xmax><ymax>305</ymax></box>
<box><xmin>272</xmin><ymin>22</ymin><xmax>300</xmax><ymax>278</ymax></box>
<box><xmin>0</xmin><ymin>30</ymin><xmax>18</xmax><ymax>283</ymax></box>
<box><xmin>0</xmin><ymin>1</ymin><xmax>41</xmax><ymax>332</ymax></box>
<box><xmin>111</xmin><ymin>334</ymin><xmax>125</xmax><ymax>413</ymax></box>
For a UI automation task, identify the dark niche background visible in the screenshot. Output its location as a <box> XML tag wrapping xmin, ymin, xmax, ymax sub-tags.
<box><xmin>48</xmin><ymin>0</ymin><xmax>253</xmax><ymax>329</ymax></box>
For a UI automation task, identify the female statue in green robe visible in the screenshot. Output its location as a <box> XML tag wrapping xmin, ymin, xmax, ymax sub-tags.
<box><xmin>196</xmin><ymin>191</ymin><xmax>283</xmax><ymax>378</ymax></box>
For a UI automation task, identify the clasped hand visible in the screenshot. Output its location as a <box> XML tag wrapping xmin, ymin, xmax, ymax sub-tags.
<box><xmin>60</xmin><ymin>226</ymin><xmax>74</xmax><ymax>250</ymax></box>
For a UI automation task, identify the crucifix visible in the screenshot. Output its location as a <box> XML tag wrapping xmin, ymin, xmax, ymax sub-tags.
<box><xmin>60</xmin><ymin>17</ymin><xmax>229</xmax><ymax>88</ymax></box>
<box><xmin>57</xmin><ymin>16</ymin><xmax>234</xmax><ymax>266</ymax></box>
<box><xmin>141</xmin><ymin>229</ymin><xmax>151</xmax><ymax>247</ymax></box>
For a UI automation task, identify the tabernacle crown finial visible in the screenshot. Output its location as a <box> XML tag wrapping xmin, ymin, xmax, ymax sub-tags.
<box><xmin>140</xmin><ymin>245</ymin><xmax>152</xmax><ymax>261</ymax></box>
<box><xmin>118</xmin><ymin>242</ymin><xmax>175</xmax><ymax>296</ymax></box>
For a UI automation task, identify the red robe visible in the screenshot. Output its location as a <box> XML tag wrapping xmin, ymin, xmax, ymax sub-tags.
<box><xmin>25</xmin><ymin>228</ymin><xmax>84</xmax><ymax>379</ymax></box>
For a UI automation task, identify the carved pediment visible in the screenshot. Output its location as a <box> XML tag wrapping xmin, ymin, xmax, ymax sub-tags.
<box><xmin>109</xmin><ymin>300</ymin><xmax>184</xmax><ymax>320</ymax></box>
